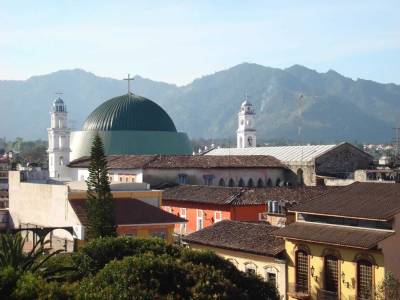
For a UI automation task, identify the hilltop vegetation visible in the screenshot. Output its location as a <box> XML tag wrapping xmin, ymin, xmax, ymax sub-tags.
<box><xmin>0</xmin><ymin>63</ymin><xmax>399</xmax><ymax>143</ymax></box>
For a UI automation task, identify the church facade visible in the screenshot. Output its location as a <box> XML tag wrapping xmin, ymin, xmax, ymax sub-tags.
<box><xmin>48</xmin><ymin>93</ymin><xmax>192</xmax><ymax>179</ymax></box>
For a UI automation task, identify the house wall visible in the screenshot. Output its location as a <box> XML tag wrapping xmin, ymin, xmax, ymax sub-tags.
<box><xmin>285</xmin><ymin>240</ymin><xmax>385</xmax><ymax>300</ymax></box>
<box><xmin>8</xmin><ymin>171</ymin><xmax>80</xmax><ymax>241</ymax></box>
<box><xmin>75</xmin><ymin>168</ymin><xmax>144</xmax><ymax>183</ymax></box>
<box><xmin>117</xmin><ymin>224</ymin><xmax>175</xmax><ymax>243</ymax></box>
<box><xmin>231</xmin><ymin>205</ymin><xmax>266</xmax><ymax>222</ymax></box>
<box><xmin>144</xmin><ymin>167</ymin><xmax>290</xmax><ymax>187</ymax></box>
<box><xmin>188</xmin><ymin>243</ymin><xmax>286</xmax><ymax>299</ymax></box>
<box><xmin>379</xmin><ymin>212</ymin><xmax>400</xmax><ymax>279</ymax></box>
<box><xmin>162</xmin><ymin>201</ymin><xmax>231</xmax><ymax>234</ymax></box>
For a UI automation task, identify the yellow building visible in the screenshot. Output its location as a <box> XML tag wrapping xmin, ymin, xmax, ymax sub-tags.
<box><xmin>182</xmin><ymin>220</ymin><xmax>287</xmax><ymax>299</ymax></box>
<box><xmin>275</xmin><ymin>182</ymin><xmax>400</xmax><ymax>300</ymax></box>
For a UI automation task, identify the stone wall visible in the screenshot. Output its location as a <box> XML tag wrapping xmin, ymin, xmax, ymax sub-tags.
<box><xmin>315</xmin><ymin>143</ymin><xmax>373</xmax><ymax>178</ymax></box>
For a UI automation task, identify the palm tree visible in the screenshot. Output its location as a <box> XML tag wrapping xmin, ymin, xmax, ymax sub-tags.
<box><xmin>0</xmin><ymin>233</ymin><xmax>62</xmax><ymax>275</ymax></box>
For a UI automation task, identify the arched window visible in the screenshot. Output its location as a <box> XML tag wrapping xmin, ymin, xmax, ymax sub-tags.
<box><xmin>238</xmin><ymin>178</ymin><xmax>245</xmax><ymax>187</ymax></box>
<box><xmin>357</xmin><ymin>260</ymin><xmax>373</xmax><ymax>299</ymax></box>
<box><xmin>297</xmin><ymin>169</ymin><xmax>304</xmax><ymax>186</ymax></box>
<box><xmin>324</xmin><ymin>255</ymin><xmax>338</xmax><ymax>293</ymax></box>
<box><xmin>59</xmin><ymin>156</ymin><xmax>64</xmax><ymax>166</ymax></box>
<box><xmin>247</xmin><ymin>178</ymin><xmax>254</xmax><ymax>187</ymax></box>
<box><xmin>228</xmin><ymin>178</ymin><xmax>235</xmax><ymax>187</ymax></box>
<box><xmin>295</xmin><ymin>250</ymin><xmax>309</xmax><ymax>294</ymax></box>
<box><xmin>219</xmin><ymin>178</ymin><xmax>225</xmax><ymax>186</ymax></box>
<box><xmin>267</xmin><ymin>178</ymin><xmax>272</xmax><ymax>187</ymax></box>
<box><xmin>264</xmin><ymin>266</ymin><xmax>278</xmax><ymax>288</ymax></box>
<box><xmin>257</xmin><ymin>178</ymin><xmax>264</xmax><ymax>187</ymax></box>
<box><xmin>247</xmin><ymin>136</ymin><xmax>253</xmax><ymax>147</ymax></box>
<box><xmin>276</xmin><ymin>178</ymin><xmax>281</xmax><ymax>187</ymax></box>
<box><xmin>244</xmin><ymin>262</ymin><xmax>257</xmax><ymax>275</ymax></box>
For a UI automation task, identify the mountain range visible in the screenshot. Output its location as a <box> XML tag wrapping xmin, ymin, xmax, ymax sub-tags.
<box><xmin>1</xmin><ymin>63</ymin><xmax>399</xmax><ymax>143</ymax></box>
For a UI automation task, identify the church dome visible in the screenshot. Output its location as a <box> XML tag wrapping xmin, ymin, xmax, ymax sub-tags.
<box><xmin>82</xmin><ymin>94</ymin><xmax>177</xmax><ymax>132</ymax></box>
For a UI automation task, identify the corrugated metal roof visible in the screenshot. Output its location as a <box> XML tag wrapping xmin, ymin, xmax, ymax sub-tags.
<box><xmin>205</xmin><ymin>144</ymin><xmax>338</xmax><ymax>162</ymax></box>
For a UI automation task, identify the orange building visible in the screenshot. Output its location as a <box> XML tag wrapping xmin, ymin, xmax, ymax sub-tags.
<box><xmin>162</xmin><ymin>185</ymin><xmax>334</xmax><ymax>235</ymax></box>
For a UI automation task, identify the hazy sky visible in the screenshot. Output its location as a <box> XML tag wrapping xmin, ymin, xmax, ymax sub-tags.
<box><xmin>1</xmin><ymin>1</ymin><xmax>399</xmax><ymax>85</ymax></box>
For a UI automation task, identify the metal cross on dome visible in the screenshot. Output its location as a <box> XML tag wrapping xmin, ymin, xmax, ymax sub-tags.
<box><xmin>123</xmin><ymin>74</ymin><xmax>135</xmax><ymax>96</ymax></box>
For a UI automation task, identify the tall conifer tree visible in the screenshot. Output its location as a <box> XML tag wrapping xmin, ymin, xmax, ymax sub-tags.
<box><xmin>85</xmin><ymin>134</ymin><xmax>116</xmax><ymax>240</ymax></box>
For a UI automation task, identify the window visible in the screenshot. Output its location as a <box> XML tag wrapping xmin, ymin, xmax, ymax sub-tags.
<box><xmin>203</xmin><ymin>175</ymin><xmax>214</xmax><ymax>186</ymax></box>
<box><xmin>357</xmin><ymin>260</ymin><xmax>373</xmax><ymax>299</ymax></box>
<box><xmin>265</xmin><ymin>267</ymin><xmax>278</xmax><ymax>288</ymax></box>
<box><xmin>238</xmin><ymin>178</ymin><xmax>245</xmax><ymax>187</ymax></box>
<box><xmin>214</xmin><ymin>211</ymin><xmax>222</xmax><ymax>223</ymax></box>
<box><xmin>218</xmin><ymin>178</ymin><xmax>225</xmax><ymax>186</ymax></box>
<box><xmin>247</xmin><ymin>136</ymin><xmax>253</xmax><ymax>146</ymax></box>
<box><xmin>295</xmin><ymin>250</ymin><xmax>309</xmax><ymax>293</ymax></box>
<box><xmin>245</xmin><ymin>263</ymin><xmax>257</xmax><ymax>275</ymax></box>
<box><xmin>228</xmin><ymin>178</ymin><xmax>235</xmax><ymax>187</ymax></box>
<box><xmin>257</xmin><ymin>178</ymin><xmax>264</xmax><ymax>187</ymax></box>
<box><xmin>80</xmin><ymin>175</ymin><xmax>85</xmax><ymax>181</ymax></box>
<box><xmin>59</xmin><ymin>156</ymin><xmax>64</xmax><ymax>166</ymax></box>
<box><xmin>276</xmin><ymin>178</ymin><xmax>281</xmax><ymax>187</ymax></box>
<box><xmin>180</xmin><ymin>208</ymin><xmax>187</xmax><ymax>234</ymax></box>
<box><xmin>196</xmin><ymin>209</ymin><xmax>204</xmax><ymax>230</ymax></box>
<box><xmin>150</xmin><ymin>231</ymin><xmax>166</xmax><ymax>240</ymax></box>
<box><xmin>178</xmin><ymin>174</ymin><xmax>188</xmax><ymax>184</ymax></box>
<box><xmin>267</xmin><ymin>178</ymin><xmax>272</xmax><ymax>187</ymax></box>
<box><xmin>247</xmin><ymin>178</ymin><xmax>254</xmax><ymax>187</ymax></box>
<box><xmin>324</xmin><ymin>256</ymin><xmax>338</xmax><ymax>293</ymax></box>
<box><xmin>267</xmin><ymin>200</ymin><xmax>284</xmax><ymax>215</ymax></box>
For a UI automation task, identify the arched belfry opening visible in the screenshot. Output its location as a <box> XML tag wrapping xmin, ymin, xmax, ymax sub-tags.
<box><xmin>297</xmin><ymin>169</ymin><xmax>304</xmax><ymax>186</ymax></box>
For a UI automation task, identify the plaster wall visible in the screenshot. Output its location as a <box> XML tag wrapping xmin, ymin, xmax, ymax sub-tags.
<box><xmin>8</xmin><ymin>171</ymin><xmax>80</xmax><ymax>241</ymax></box>
<box><xmin>286</xmin><ymin>240</ymin><xmax>384</xmax><ymax>300</ymax></box>
<box><xmin>379</xmin><ymin>212</ymin><xmax>400</xmax><ymax>279</ymax></box>
<box><xmin>189</xmin><ymin>243</ymin><xmax>286</xmax><ymax>299</ymax></box>
<box><xmin>144</xmin><ymin>167</ymin><xmax>289</xmax><ymax>187</ymax></box>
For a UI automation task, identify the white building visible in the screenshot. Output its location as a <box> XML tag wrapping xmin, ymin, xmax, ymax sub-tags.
<box><xmin>47</xmin><ymin>97</ymin><xmax>71</xmax><ymax>179</ymax></box>
<box><xmin>237</xmin><ymin>97</ymin><xmax>256</xmax><ymax>148</ymax></box>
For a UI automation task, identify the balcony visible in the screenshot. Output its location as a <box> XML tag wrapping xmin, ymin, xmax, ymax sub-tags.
<box><xmin>287</xmin><ymin>283</ymin><xmax>310</xmax><ymax>300</ymax></box>
<box><xmin>317</xmin><ymin>289</ymin><xmax>338</xmax><ymax>300</ymax></box>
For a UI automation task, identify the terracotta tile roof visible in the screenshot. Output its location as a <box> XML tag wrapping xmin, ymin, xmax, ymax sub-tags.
<box><xmin>182</xmin><ymin>220</ymin><xmax>285</xmax><ymax>256</ymax></box>
<box><xmin>163</xmin><ymin>185</ymin><xmax>338</xmax><ymax>206</ymax></box>
<box><xmin>274</xmin><ymin>222</ymin><xmax>394</xmax><ymax>249</ymax></box>
<box><xmin>291</xmin><ymin>182</ymin><xmax>400</xmax><ymax>220</ymax></box>
<box><xmin>69</xmin><ymin>198</ymin><xmax>186</xmax><ymax>226</ymax></box>
<box><xmin>68</xmin><ymin>155</ymin><xmax>284</xmax><ymax>169</ymax></box>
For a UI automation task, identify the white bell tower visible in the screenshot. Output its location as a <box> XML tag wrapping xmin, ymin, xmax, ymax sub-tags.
<box><xmin>47</xmin><ymin>96</ymin><xmax>71</xmax><ymax>179</ymax></box>
<box><xmin>237</xmin><ymin>95</ymin><xmax>256</xmax><ymax>148</ymax></box>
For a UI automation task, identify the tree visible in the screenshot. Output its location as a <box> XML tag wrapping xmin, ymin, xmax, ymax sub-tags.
<box><xmin>85</xmin><ymin>134</ymin><xmax>116</xmax><ymax>240</ymax></box>
<box><xmin>377</xmin><ymin>272</ymin><xmax>400</xmax><ymax>300</ymax></box>
<box><xmin>0</xmin><ymin>233</ymin><xmax>61</xmax><ymax>275</ymax></box>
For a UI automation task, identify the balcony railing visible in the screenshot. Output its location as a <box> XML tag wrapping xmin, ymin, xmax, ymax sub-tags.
<box><xmin>287</xmin><ymin>283</ymin><xmax>310</xmax><ymax>299</ymax></box>
<box><xmin>317</xmin><ymin>288</ymin><xmax>338</xmax><ymax>300</ymax></box>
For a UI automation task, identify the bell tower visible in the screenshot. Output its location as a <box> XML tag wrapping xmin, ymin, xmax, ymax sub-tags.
<box><xmin>47</xmin><ymin>95</ymin><xmax>71</xmax><ymax>179</ymax></box>
<box><xmin>237</xmin><ymin>95</ymin><xmax>256</xmax><ymax>148</ymax></box>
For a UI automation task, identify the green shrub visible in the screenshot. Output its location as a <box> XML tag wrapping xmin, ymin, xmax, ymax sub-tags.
<box><xmin>180</xmin><ymin>248</ymin><xmax>278</xmax><ymax>299</ymax></box>
<box><xmin>11</xmin><ymin>272</ymin><xmax>75</xmax><ymax>300</ymax></box>
<box><xmin>0</xmin><ymin>266</ymin><xmax>19</xmax><ymax>298</ymax></box>
<box><xmin>73</xmin><ymin>236</ymin><xmax>180</xmax><ymax>276</ymax></box>
<box><xmin>75</xmin><ymin>254</ymin><xmax>240</xmax><ymax>300</ymax></box>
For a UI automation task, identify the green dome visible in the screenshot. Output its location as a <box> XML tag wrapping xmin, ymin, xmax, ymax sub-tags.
<box><xmin>82</xmin><ymin>94</ymin><xmax>177</xmax><ymax>132</ymax></box>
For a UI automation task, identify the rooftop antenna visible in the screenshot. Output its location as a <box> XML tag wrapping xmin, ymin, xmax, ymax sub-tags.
<box><xmin>123</xmin><ymin>74</ymin><xmax>135</xmax><ymax>99</ymax></box>
<box><xmin>298</xmin><ymin>94</ymin><xmax>304</xmax><ymax>161</ymax></box>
